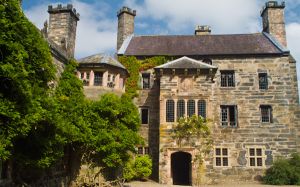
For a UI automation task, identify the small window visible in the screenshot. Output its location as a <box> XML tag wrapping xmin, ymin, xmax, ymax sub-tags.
<box><xmin>187</xmin><ymin>100</ymin><xmax>195</xmax><ymax>117</ymax></box>
<box><xmin>144</xmin><ymin>147</ymin><xmax>149</xmax><ymax>154</ymax></box>
<box><xmin>166</xmin><ymin>100</ymin><xmax>175</xmax><ymax>122</ymax></box>
<box><xmin>221</xmin><ymin>105</ymin><xmax>237</xmax><ymax>127</ymax></box>
<box><xmin>198</xmin><ymin>100</ymin><xmax>206</xmax><ymax>118</ymax></box>
<box><xmin>141</xmin><ymin>108</ymin><xmax>149</xmax><ymax>124</ymax></box>
<box><xmin>80</xmin><ymin>72</ymin><xmax>84</xmax><ymax>79</ymax></box>
<box><xmin>203</xmin><ymin>58</ymin><xmax>212</xmax><ymax>65</ymax></box>
<box><xmin>221</xmin><ymin>71</ymin><xmax>235</xmax><ymax>87</ymax></box>
<box><xmin>260</xmin><ymin>105</ymin><xmax>272</xmax><ymax>123</ymax></box>
<box><xmin>249</xmin><ymin>148</ymin><xmax>264</xmax><ymax>167</ymax></box>
<box><xmin>138</xmin><ymin>147</ymin><xmax>143</xmax><ymax>155</ymax></box>
<box><xmin>259</xmin><ymin>73</ymin><xmax>268</xmax><ymax>90</ymax></box>
<box><xmin>215</xmin><ymin>148</ymin><xmax>229</xmax><ymax>167</ymax></box>
<box><xmin>86</xmin><ymin>72</ymin><xmax>90</xmax><ymax>80</ymax></box>
<box><xmin>177</xmin><ymin>100</ymin><xmax>185</xmax><ymax>119</ymax></box>
<box><xmin>94</xmin><ymin>72</ymin><xmax>103</xmax><ymax>86</ymax></box>
<box><xmin>142</xmin><ymin>73</ymin><xmax>150</xmax><ymax>89</ymax></box>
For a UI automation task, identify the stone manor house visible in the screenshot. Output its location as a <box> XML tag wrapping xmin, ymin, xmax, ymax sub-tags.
<box><xmin>14</xmin><ymin>1</ymin><xmax>300</xmax><ymax>186</ymax></box>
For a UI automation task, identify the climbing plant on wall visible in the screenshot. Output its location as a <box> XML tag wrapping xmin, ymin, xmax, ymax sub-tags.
<box><xmin>118</xmin><ymin>56</ymin><xmax>168</xmax><ymax>98</ymax></box>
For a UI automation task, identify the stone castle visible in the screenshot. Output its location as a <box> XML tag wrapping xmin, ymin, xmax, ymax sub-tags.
<box><xmin>32</xmin><ymin>1</ymin><xmax>300</xmax><ymax>185</ymax></box>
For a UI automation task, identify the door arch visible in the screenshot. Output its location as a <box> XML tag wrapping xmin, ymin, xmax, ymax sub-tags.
<box><xmin>171</xmin><ymin>151</ymin><xmax>192</xmax><ymax>185</ymax></box>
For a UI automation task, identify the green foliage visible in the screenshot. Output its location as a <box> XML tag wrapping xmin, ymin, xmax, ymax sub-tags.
<box><xmin>263</xmin><ymin>153</ymin><xmax>300</xmax><ymax>185</ymax></box>
<box><xmin>0</xmin><ymin>0</ymin><xmax>56</xmax><ymax>160</ymax></box>
<box><xmin>172</xmin><ymin>115</ymin><xmax>212</xmax><ymax>163</ymax></box>
<box><xmin>118</xmin><ymin>56</ymin><xmax>168</xmax><ymax>98</ymax></box>
<box><xmin>87</xmin><ymin>94</ymin><xmax>142</xmax><ymax>168</ymax></box>
<box><xmin>123</xmin><ymin>155</ymin><xmax>152</xmax><ymax>181</ymax></box>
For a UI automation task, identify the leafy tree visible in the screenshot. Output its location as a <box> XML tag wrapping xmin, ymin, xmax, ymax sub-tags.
<box><xmin>0</xmin><ymin>0</ymin><xmax>55</xmax><ymax>160</ymax></box>
<box><xmin>87</xmin><ymin>94</ymin><xmax>142</xmax><ymax>169</ymax></box>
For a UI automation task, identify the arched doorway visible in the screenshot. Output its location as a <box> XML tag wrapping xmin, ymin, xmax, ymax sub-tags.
<box><xmin>171</xmin><ymin>151</ymin><xmax>192</xmax><ymax>185</ymax></box>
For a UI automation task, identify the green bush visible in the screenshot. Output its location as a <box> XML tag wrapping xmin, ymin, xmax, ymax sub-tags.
<box><xmin>263</xmin><ymin>153</ymin><xmax>300</xmax><ymax>185</ymax></box>
<box><xmin>123</xmin><ymin>155</ymin><xmax>152</xmax><ymax>181</ymax></box>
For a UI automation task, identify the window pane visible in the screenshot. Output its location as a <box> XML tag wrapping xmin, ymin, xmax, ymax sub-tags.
<box><xmin>215</xmin><ymin>148</ymin><xmax>221</xmax><ymax>156</ymax></box>
<box><xmin>198</xmin><ymin>100</ymin><xmax>206</xmax><ymax>118</ymax></box>
<box><xmin>216</xmin><ymin>157</ymin><xmax>221</xmax><ymax>166</ymax></box>
<box><xmin>177</xmin><ymin>100</ymin><xmax>185</xmax><ymax>119</ymax></box>
<box><xmin>222</xmin><ymin>148</ymin><xmax>228</xmax><ymax>156</ymax></box>
<box><xmin>259</xmin><ymin>73</ymin><xmax>268</xmax><ymax>90</ymax></box>
<box><xmin>257</xmin><ymin>158</ymin><xmax>263</xmax><ymax>166</ymax></box>
<box><xmin>81</xmin><ymin>72</ymin><xmax>84</xmax><ymax>79</ymax></box>
<box><xmin>94</xmin><ymin>72</ymin><xmax>103</xmax><ymax>86</ymax></box>
<box><xmin>138</xmin><ymin>147</ymin><xmax>143</xmax><ymax>154</ymax></box>
<box><xmin>221</xmin><ymin>71</ymin><xmax>235</xmax><ymax>87</ymax></box>
<box><xmin>187</xmin><ymin>100</ymin><xmax>195</xmax><ymax>117</ymax></box>
<box><xmin>223</xmin><ymin>158</ymin><xmax>228</xmax><ymax>166</ymax></box>
<box><xmin>256</xmin><ymin>148</ymin><xmax>262</xmax><ymax>156</ymax></box>
<box><xmin>141</xmin><ymin>108</ymin><xmax>149</xmax><ymax>124</ymax></box>
<box><xmin>250</xmin><ymin>148</ymin><xmax>255</xmax><ymax>156</ymax></box>
<box><xmin>86</xmin><ymin>73</ymin><xmax>90</xmax><ymax>80</ymax></box>
<box><xmin>166</xmin><ymin>100</ymin><xmax>175</xmax><ymax>122</ymax></box>
<box><xmin>261</xmin><ymin>106</ymin><xmax>271</xmax><ymax>123</ymax></box>
<box><xmin>142</xmin><ymin>73</ymin><xmax>150</xmax><ymax>89</ymax></box>
<box><xmin>250</xmin><ymin>158</ymin><xmax>256</xmax><ymax>166</ymax></box>
<box><xmin>144</xmin><ymin>147</ymin><xmax>149</xmax><ymax>154</ymax></box>
<box><xmin>221</xmin><ymin>106</ymin><xmax>228</xmax><ymax>126</ymax></box>
<box><xmin>229</xmin><ymin>106</ymin><xmax>236</xmax><ymax>126</ymax></box>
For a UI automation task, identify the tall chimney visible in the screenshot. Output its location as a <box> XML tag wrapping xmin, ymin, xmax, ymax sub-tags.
<box><xmin>261</xmin><ymin>1</ymin><xmax>287</xmax><ymax>47</ymax></box>
<box><xmin>48</xmin><ymin>4</ymin><xmax>80</xmax><ymax>58</ymax></box>
<box><xmin>117</xmin><ymin>7</ymin><xmax>136</xmax><ymax>51</ymax></box>
<box><xmin>195</xmin><ymin>25</ymin><xmax>211</xmax><ymax>35</ymax></box>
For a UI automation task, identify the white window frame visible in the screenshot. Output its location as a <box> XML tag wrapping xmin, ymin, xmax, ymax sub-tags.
<box><xmin>214</xmin><ymin>147</ymin><xmax>230</xmax><ymax>167</ymax></box>
<box><xmin>246</xmin><ymin>147</ymin><xmax>266</xmax><ymax>168</ymax></box>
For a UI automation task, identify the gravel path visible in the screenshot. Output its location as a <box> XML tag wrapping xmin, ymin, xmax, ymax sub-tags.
<box><xmin>125</xmin><ymin>181</ymin><xmax>295</xmax><ymax>187</ymax></box>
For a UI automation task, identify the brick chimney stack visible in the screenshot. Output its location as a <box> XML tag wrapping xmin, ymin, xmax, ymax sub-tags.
<box><xmin>48</xmin><ymin>4</ymin><xmax>80</xmax><ymax>58</ymax></box>
<box><xmin>117</xmin><ymin>6</ymin><xmax>136</xmax><ymax>51</ymax></box>
<box><xmin>261</xmin><ymin>1</ymin><xmax>287</xmax><ymax>47</ymax></box>
<box><xmin>195</xmin><ymin>25</ymin><xmax>211</xmax><ymax>35</ymax></box>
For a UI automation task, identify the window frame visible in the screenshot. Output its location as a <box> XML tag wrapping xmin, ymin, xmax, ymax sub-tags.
<box><xmin>94</xmin><ymin>72</ymin><xmax>103</xmax><ymax>86</ymax></box>
<box><xmin>140</xmin><ymin>108</ymin><xmax>149</xmax><ymax>125</ymax></box>
<box><xmin>259</xmin><ymin>73</ymin><xmax>268</xmax><ymax>90</ymax></box>
<box><xmin>166</xmin><ymin>100</ymin><xmax>175</xmax><ymax>122</ymax></box>
<box><xmin>247</xmin><ymin>147</ymin><xmax>265</xmax><ymax>168</ymax></box>
<box><xmin>198</xmin><ymin>100</ymin><xmax>206</xmax><ymax>119</ymax></box>
<box><xmin>177</xmin><ymin>99</ymin><xmax>185</xmax><ymax>119</ymax></box>
<box><xmin>220</xmin><ymin>70</ymin><xmax>235</xmax><ymax>87</ymax></box>
<box><xmin>214</xmin><ymin>147</ymin><xmax>230</xmax><ymax>167</ymax></box>
<box><xmin>187</xmin><ymin>100</ymin><xmax>195</xmax><ymax>117</ymax></box>
<box><xmin>142</xmin><ymin>73</ymin><xmax>151</xmax><ymax>89</ymax></box>
<box><xmin>260</xmin><ymin>105</ymin><xmax>273</xmax><ymax>123</ymax></box>
<box><xmin>220</xmin><ymin>105</ymin><xmax>238</xmax><ymax>127</ymax></box>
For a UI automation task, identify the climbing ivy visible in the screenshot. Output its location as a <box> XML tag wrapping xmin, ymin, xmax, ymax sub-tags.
<box><xmin>118</xmin><ymin>56</ymin><xmax>168</xmax><ymax>98</ymax></box>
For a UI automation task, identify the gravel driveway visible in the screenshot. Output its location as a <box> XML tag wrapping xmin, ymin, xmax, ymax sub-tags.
<box><xmin>125</xmin><ymin>181</ymin><xmax>296</xmax><ymax>187</ymax></box>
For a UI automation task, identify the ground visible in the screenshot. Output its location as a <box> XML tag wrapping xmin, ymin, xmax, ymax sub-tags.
<box><xmin>125</xmin><ymin>181</ymin><xmax>296</xmax><ymax>187</ymax></box>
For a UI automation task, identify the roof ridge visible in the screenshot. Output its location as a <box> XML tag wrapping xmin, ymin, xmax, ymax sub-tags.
<box><xmin>133</xmin><ymin>33</ymin><xmax>262</xmax><ymax>37</ymax></box>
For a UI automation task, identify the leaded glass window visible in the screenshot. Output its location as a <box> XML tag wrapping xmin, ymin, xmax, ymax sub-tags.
<box><xmin>260</xmin><ymin>105</ymin><xmax>272</xmax><ymax>123</ymax></box>
<box><xmin>198</xmin><ymin>100</ymin><xmax>206</xmax><ymax>118</ymax></box>
<box><xmin>166</xmin><ymin>100</ymin><xmax>175</xmax><ymax>122</ymax></box>
<box><xmin>177</xmin><ymin>100</ymin><xmax>185</xmax><ymax>119</ymax></box>
<box><xmin>221</xmin><ymin>71</ymin><xmax>235</xmax><ymax>87</ymax></box>
<box><xmin>187</xmin><ymin>100</ymin><xmax>195</xmax><ymax>117</ymax></box>
<box><xmin>259</xmin><ymin>73</ymin><xmax>268</xmax><ymax>90</ymax></box>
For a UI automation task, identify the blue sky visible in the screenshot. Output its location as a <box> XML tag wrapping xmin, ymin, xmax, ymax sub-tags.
<box><xmin>23</xmin><ymin>0</ymin><xmax>300</xmax><ymax>92</ymax></box>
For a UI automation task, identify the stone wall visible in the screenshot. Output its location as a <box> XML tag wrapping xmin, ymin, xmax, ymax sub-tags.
<box><xmin>151</xmin><ymin>56</ymin><xmax>300</xmax><ymax>185</ymax></box>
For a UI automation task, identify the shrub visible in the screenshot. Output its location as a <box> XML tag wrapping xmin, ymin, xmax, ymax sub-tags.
<box><xmin>123</xmin><ymin>155</ymin><xmax>152</xmax><ymax>181</ymax></box>
<box><xmin>263</xmin><ymin>153</ymin><xmax>300</xmax><ymax>185</ymax></box>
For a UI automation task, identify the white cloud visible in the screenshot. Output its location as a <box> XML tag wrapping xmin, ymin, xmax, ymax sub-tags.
<box><xmin>124</xmin><ymin>0</ymin><xmax>262</xmax><ymax>34</ymax></box>
<box><xmin>286</xmin><ymin>23</ymin><xmax>300</xmax><ymax>94</ymax></box>
<box><xmin>24</xmin><ymin>0</ymin><xmax>117</xmax><ymax>59</ymax></box>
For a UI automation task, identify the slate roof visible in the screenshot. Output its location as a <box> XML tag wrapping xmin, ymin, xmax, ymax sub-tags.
<box><xmin>118</xmin><ymin>33</ymin><xmax>289</xmax><ymax>56</ymax></box>
<box><xmin>78</xmin><ymin>53</ymin><xmax>126</xmax><ymax>70</ymax></box>
<box><xmin>155</xmin><ymin>56</ymin><xmax>218</xmax><ymax>69</ymax></box>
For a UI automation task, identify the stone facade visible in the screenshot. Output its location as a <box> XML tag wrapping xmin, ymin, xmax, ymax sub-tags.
<box><xmin>156</xmin><ymin>56</ymin><xmax>299</xmax><ymax>185</ymax></box>
<box><xmin>117</xmin><ymin>7</ymin><xmax>136</xmax><ymax>51</ymax></box>
<box><xmin>116</xmin><ymin>1</ymin><xmax>300</xmax><ymax>185</ymax></box>
<box><xmin>261</xmin><ymin>1</ymin><xmax>287</xmax><ymax>47</ymax></box>
<box><xmin>48</xmin><ymin>4</ymin><xmax>79</xmax><ymax>58</ymax></box>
